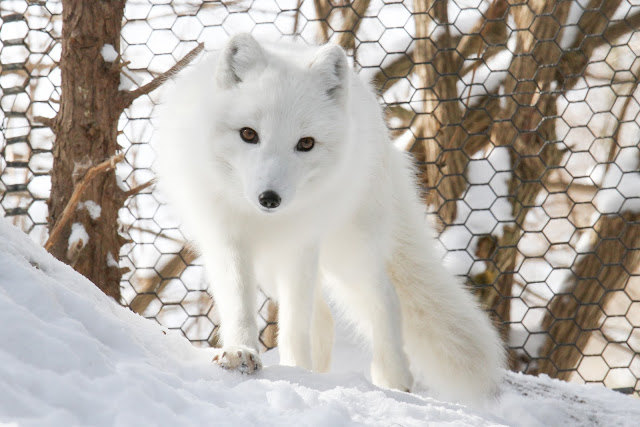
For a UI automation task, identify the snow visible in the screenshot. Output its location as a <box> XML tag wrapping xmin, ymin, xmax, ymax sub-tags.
<box><xmin>0</xmin><ymin>216</ymin><xmax>639</xmax><ymax>427</ymax></box>
<box><xmin>106</xmin><ymin>252</ymin><xmax>119</xmax><ymax>268</ymax></box>
<box><xmin>100</xmin><ymin>44</ymin><xmax>118</xmax><ymax>63</ymax></box>
<box><xmin>77</xmin><ymin>200</ymin><xmax>102</xmax><ymax>220</ymax></box>
<box><xmin>67</xmin><ymin>222</ymin><xmax>88</xmax><ymax>247</ymax></box>
<box><xmin>118</xmin><ymin>68</ymin><xmax>146</xmax><ymax>92</ymax></box>
<box><xmin>116</xmin><ymin>174</ymin><xmax>129</xmax><ymax>192</ymax></box>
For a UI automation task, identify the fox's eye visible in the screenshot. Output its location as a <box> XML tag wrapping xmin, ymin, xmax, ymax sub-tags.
<box><xmin>240</xmin><ymin>127</ymin><xmax>258</xmax><ymax>143</ymax></box>
<box><xmin>296</xmin><ymin>137</ymin><xmax>315</xmax><ymax>152</ymax></box>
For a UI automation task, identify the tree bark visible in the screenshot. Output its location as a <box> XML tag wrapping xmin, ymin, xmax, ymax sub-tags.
<box><xmin>521</xmin><ymin>0</ymin><xmax>627</xmax><ymax>373</ymax></box>
<box><xmin>47</xmin><ymin>0</ymin><xmax>126</xmax><ymax>300</ymax></box>
<box><xmin>533</xmin><ymin>212</ymin><xmax>640</xmax><ymax>378</ymax></box>
<box><xmin>413</xmin><ymin>0</ymin><xmax>468</xmax><ymax>225</ymax></box>
<box><xmin>473</xmin><ymin>0</ymin><xmax>570</xmax><ymax>367</ymax></box>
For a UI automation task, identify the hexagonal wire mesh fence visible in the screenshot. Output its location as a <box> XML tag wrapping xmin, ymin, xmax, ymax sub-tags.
<box><xmin>1</xmin><ymin>0</ymin><xmax>639</xmax><ymax>396</ymax></box>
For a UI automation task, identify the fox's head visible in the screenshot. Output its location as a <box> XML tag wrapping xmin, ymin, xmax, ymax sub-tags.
<box><xmin>207</xmin><ymin>33</ymin><xmax>352</xmax><ymax>215</ymax></box>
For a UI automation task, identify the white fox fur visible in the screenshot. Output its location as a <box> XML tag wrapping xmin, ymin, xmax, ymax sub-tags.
<box><xmin>154</xmin><ymin>33</ymin><xmax>505</xmax><ymax>404</ymax></box>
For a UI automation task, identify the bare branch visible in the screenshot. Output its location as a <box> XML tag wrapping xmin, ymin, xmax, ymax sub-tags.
<box><xmin>32</xmin><ymin>115</ymin><xmax>56</xmax><ymax>128</ymax></box>
<box><xmin>118</xmin><ymin>42</ymin><xmax>204</xmax><ymax>108</ymax></box>
<box><xmin>44</xmin><ymin>153</ymin><xmax>125</xmax><ymax>252</ymax></box>
<box><xmin>375</xmin><ymin>0</ymin><xmax>510</xmax><ymax>93</ymax></box>
<box><xmin>124</xmin><ymin>179</ymin><xmax>156</xmax><ymax>199</ymax></box>
<box><xmin>456</xmin><ymin>0</ymin><xmax>509</xmax><ymax>62</ymax></box>
<box><xmin>129</xmin><ymin>246</ymin><xmax>199</xmax><ymax>315</ymax></box>
<box><xmin>604</xmin><ymin>10</ymin><xmax>640</xmax><ymax>44</ymax></box>
<box><xmin>292</xmin><ymin>0</ymin><xmax>303</xmax><ymax>36</ymax></box>
<box><xmin>533</xmin><ymin>212</ymin><xmax>640</xmax><ymax>378</ymax></box>
<box><xmin>372</xmin><ymin>52</ymin><xmax>414</xmax><ymax>93</ymax></box>
<box><xmin>335</xmin><ymin>0</ymin><xmax>371</xmax><ymax>50</ymax></box>
<box><xmin>314</xmin><ymin>0</ymin><xmax>332</xmax><ymax>43</ymax></box>
<box><xmin>386</xmin><ymin>105</ymin><xmax>415</xmax><ymax>125</ymax></box>
<box><xmin>608</xmin><ymin>68</ymin><xmax>640</xmax><ymax>166</ymax></box>
<box><xmin>412</xmin><ymin>0</ymin><xmax>468</xmax><ymax>224</ymax></box>
<box><xmin>559</xmin><ymin>1</ymin><xmax>637</xmax><ymax>87</ymax></box>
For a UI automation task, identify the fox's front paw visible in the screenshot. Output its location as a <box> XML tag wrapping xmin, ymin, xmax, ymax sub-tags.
<box><xmin>371</xmin><ymin>356</ymin><xmax>413</xmax><ymax>392</ymax></box>
<box><xmin>212</xmin><ymin>346</ymin><xmax>262</xmax><ymax>374</ymax></box>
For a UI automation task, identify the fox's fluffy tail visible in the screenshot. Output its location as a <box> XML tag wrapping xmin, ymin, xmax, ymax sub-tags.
<box><xmin>388</xmin><ymin>185</ymin><xmax>506</xmax><ymax>404</ymax></box>
<box><xmin>389</xmin><ymin>231</ymin><xmax>505</xmax><ymax>403</ymax></box>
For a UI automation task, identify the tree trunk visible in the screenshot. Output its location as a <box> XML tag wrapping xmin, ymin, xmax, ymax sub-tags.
<box><xmin>47</xmin><ymin>0</ymin><xmax>126</xmax><ymax>300</ymax></box>
<box><xmin>533</xmin><ymin>212</ymin><xmax>640</xmax><ymax>378</ymax></box>
<box><xmin>475</xmin><ymin>0</ymin><xmax>570</xmax><ymax>368</ymax></box>
<box><xmin>412</xmin><ymin>0</ymin><xmax>468</xmax><ymax>226</ymax></box>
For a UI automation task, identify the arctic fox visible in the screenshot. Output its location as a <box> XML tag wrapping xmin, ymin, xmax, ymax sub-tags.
<box><xmin>154</xmin><ymin>33</ymin><xmax>505</xmax><ymax>404</ymax></box>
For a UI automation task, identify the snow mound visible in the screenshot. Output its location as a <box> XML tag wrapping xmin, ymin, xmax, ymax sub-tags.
<box><xmin>0</xmin><ymin>217</ymin><xmax>638</xmax><ymax>426</ymax></box>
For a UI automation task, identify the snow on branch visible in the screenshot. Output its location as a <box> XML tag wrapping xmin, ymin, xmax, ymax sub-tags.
<box><xmin>44</xmin><ymin>153</ymin><xmax>125</xmax><ymax>252</ymax></box>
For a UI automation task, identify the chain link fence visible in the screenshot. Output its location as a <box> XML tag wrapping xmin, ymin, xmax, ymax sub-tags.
<box><xmin>1</xmin><ymin>0</ymin><xmax>639</xmax><ymax>396</ymax></box>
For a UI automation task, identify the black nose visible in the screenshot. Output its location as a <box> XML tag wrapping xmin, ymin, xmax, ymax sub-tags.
<box><xmin>258</xmin><ymin>190</ymin><xmax>281</xmax><ymax>209</ymax></box>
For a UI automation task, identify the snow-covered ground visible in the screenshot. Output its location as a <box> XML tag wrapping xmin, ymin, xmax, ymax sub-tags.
<box><xmin>1</xmin><ymin>216</ymin><xmax>639</xmax><ymax>427</ymax></box>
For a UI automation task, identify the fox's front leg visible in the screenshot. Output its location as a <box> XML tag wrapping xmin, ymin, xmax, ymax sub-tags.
<box><xmin>203</xmin><ymin>241</ymin><xmax>261</xmax><ymax>374</ymax></box>
<box><xmin>276</xmin><ymin>246</ymin><xmax>319</xmax><ymax>370</ymax></box>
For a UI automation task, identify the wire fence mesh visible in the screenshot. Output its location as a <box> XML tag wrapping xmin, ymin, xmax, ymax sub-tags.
<box><xmin>1</xmin><ymin>0</ymin><xmax>639</xmax><ymax>396</ymax></box>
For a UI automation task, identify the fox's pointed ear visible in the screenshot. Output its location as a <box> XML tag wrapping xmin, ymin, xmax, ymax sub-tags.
<box><xmin>310</xmin><ymin>44</ymin><xmax>349</xmax><ymax>101</ymax></box>
<box><xmin>216</xmin><ymin>33</ymin><xmax>266</xmax><ymax>88</ymax></box>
